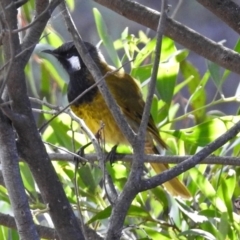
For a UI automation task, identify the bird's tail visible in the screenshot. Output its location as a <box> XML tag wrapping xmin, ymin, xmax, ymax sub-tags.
<box><xmin>145</xmin><ymin>143</ymin><xmax>191</xmax><ymax>199</ymax></box>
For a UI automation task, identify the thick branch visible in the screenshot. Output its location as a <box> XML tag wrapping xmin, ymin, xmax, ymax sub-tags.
<box><xmin>0</xmin><ymin>213</ymin><xmax>57</xmax><ymax>239</ymax></box>
<box><xmin>0</xmin><ymin>2</ymin><xmax>39</xmax><ymax>239</ymax></box>
<box><xmin>0</xmin><ymin>111</ymin><xmax>39</xmax><ymax>239</ymax></box>
<box><xmin>94</xmin><ymin>0</ymin><xmax>240</xmax><ymax>75</ymax></box>
<box><xmin>0</xmin><ymin>213</ymin><xmax>103</xmax><ymax>240</ymax></box>
<box><xmin>1</xmin><ymin>0</ymin><xmax>85</xmax><ymax>239</ymax></box>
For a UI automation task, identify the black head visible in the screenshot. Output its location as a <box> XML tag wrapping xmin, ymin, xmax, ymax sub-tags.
<box><xmin>42</xmin><ymin>41</ymin><xmax>101</xmax><ymax>74</ymax></box>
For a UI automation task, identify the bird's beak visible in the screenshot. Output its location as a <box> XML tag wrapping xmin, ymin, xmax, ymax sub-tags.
<box><xmin>42</xmin><ymin>49</ymin><xmax>60</xmax><ymax>58</ymax></box>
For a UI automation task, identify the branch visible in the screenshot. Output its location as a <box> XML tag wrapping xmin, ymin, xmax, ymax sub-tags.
<box><xmin>0</xmin><ymin>213</ymin><xmax>57</xmax><ymax>239</ymax></box>
<box><xmin>105</xmin><ymin>2</ymin><xmax>168</xmax><ymax>239</ymax></box>
<box><xmin>1</xmin><ymin>0</ymin><xmax>85</xmax><ymax>239</ymax></box>
<box><xmin>94</xmin><ymin>0</ymin><xmax>240</xmax><ymax>75</ymax></box>
<box><xmin>0</xmin><ymin>212</ymin><xmax>104</xmax><ymax>240</ymax></box>
<box><xmin>141</xmin><ymin>120</ymin><xmax>240</xmax><ymax>191</ymax></box>
<box><xmin>139</xmin><ymin>1</ymin><xmax>166</xmax><ymax>140</ymax></box>
<box><xmin>20</xmin><ymin>0</ymin><xmax>61</xmax><ymax>67</ymax></box>
<box><xmin>196</xmin><ymin>0</ymin><xmax>240</xmax><ymax>35</ymax></box>
<box><xmin>58</xmin><ymin>1</ymin><xmax>121</xmax><ymax>207</ymax></box>
<box><xmin>0</xmin><ymin>2</ymin><xmax>39</xmax><ymax>239</ymax></box>
<box><xmin>48</xmin><ymin>153</ymin><xmax>240</xmax><ymax>167</ymax></box>
<box><xmin>0</xmin><ymin>112</ymin><xmax>39</xmax><ymax>240</ymax></box>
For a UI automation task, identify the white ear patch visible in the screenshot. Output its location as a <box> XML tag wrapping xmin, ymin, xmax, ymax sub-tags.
<box><xmin>67</xmin><ymin>56</ymin><xmax>81</xmax><ymax>71</ymax></box>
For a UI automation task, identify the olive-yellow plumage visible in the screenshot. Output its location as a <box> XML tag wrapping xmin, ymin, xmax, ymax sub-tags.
<box><xmin>43</xmin><ymin>41</ymin><xmax>191</xmax><ymax>199</ymax></box>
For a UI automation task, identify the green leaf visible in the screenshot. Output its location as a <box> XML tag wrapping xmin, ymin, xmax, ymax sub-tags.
<box><xmin>207</xmin><ymin>60</ymin><xmax>223</xmax><ymax>91</ymax></box>
<box><xmin>150</xmin><ymin>95</ymin><xmax>159</xmax><ymax>123</ymax></box>
<box><xmin>19</xmin><ymin>163</ymin><xmax>37</xmax><ymax>198</ymax></box>
<box><xmin>218</xmin><ymin>212</ymin><xmax>229</xmax><ymax>240</ymax></box>
<box><xmin>25</xmin><ymin>61</ymin><xmax>39</xmax><ymax>98</ymax></box>
<box><xmin>166</xmin><ymin>116</ymin><xmax>240</xmax><ymax>146</ymax></box>
<box><xmin>156</xmin><ymin>59</ymin><xmax>179</xmax><ymax>105</ymax></box>
<box><xmin>189</xmin><ymin>167</ymin><xmax>227</xmax><ymax>214</ymax></box>
<box><xmin>222</xmin><ymin>39</ymin><xmax>240</xmax><ymax>82</ymax></box>
<box><xmin>78</xmin><ymin>165</ymin><xmax>99</xmax><ymax>194</ymax></box>
<box><xmin>180</xmin><ymin>60</ymin><xmax>207</xmax><ymax>122</ymax></box>
<box><xmin>143</xmin><ymin>225</ymin><xmax>172</xmax><ymax>240</ymax></box>
<box><xmin>0</xmin><ymin>225</ymin><xmax>8</xmax><ymax>240</ymax></box>
<box><xmin>134</xmin><ymin>39</ymin><xmax>156</xmax><ymax>67</ymax></box>
<box><xmin>0</xmin><ymin>185</ymin><xmax>9</xmax><ymax>203</ymax></box>
<box><xmin>122</xmin><ymin>34</ymin><xmax>139</xmax><ymax>66</ymax></box>
<box><xmin>22</xmin><ymin>0</ymin><xmax>34</xmax><ymax>22</ymax></box>
<box><xmin>131</xmin><ymin>64</ymin><xmax>152</xmax><ymax>82</ymax></box>
<box><xmin>160</xmin><ymin>36</ymin><xmax>176</xmax><ymax>62</ymax></box>
<box><xmin>138</xmin><ymin>30</ymin><xmax>150</xmax><ymax>44</ymax></box>
<box><xmin>179</xmin><ymin>229</ymin><xmax>216</xmax><ymax>240</ymax></box>
<box><xmin>189</xmin><ymin>167</ymin><xmax>216</xmax><ymax>198</ymax></box>
<box><xmin>87</xmin><ymin>206</ymin><xmax>112</xmax><ymax>224</ymax></box>
<box><xmin>93</xmin><ymin>8</ymin><xmax>121</xmax><ymax>67</ymax></box>
<box><xmin>42</xmin><ymin>112</ymin><xmax>77</xmax><ymax>151</ymax></box>
<box><xmin>176</xmin><ymin>200</ymin><xmax>208</xmax><ymax>223</ymax></box>
<box><xmin>38</xmin><ymin>44</ymin><xmax>67</xmax><ymax>90</ymax></box>
<box><xmin>174</xmin><ymin>75</ymin><xmax>194</xmax><ymax>95</ymax></box>
<box><xmin>217</xmin><ymin>169</ymin><xmax>236</xmax><ymax>222</ymax></box>
<box><xmin>170</xmin><ymin>49</ymin><xmax>189</xmax><ymax>63</ymax></box>
<box><xmin>127</xmin><ymin>205</ymin><xmax>151</xmax><ymax>219</ymax></box>
<box><xmin>66</xmin><ymin>0</ymin><xmax>75</xmax><ymax>11</ymax></box>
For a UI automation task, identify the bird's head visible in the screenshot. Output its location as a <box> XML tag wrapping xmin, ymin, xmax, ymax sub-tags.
<box><xmin>42</xmin><ymin>41</ymin><xmax>102</xmax><ymax>74</ymax></box>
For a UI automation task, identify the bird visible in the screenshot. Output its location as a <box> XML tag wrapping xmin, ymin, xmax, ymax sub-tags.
<box><xmin>42</xmin><ymin>41</ymin><xmax>191</xmax><ymax>199</ymax></box>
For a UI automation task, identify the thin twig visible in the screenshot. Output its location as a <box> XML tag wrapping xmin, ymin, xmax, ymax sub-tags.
<box><xmin>11</xmin><ymin>1</ymin><xmax>61</xmax><ymax>34</ymax></box>
<box><xmin>43</xmin><ymin>141</ymin><xmax>88</xmax><ymax>163</ymax></box>
<box><xmin>139</xmin><ymin>0</ymin><xmax>167</xmax><ymax>140</ymax></box>
<box><xmin>29</xmin><ymin>97</ymin><xmax>61</xmax><ymax>110</ymax></box>
<box><xmin>0</xmin><ymin>41</ymin><xmax>47</xmax><ymax>97</ymax></box>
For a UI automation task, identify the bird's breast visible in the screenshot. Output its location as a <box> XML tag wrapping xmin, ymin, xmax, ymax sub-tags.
<box><xmin>70</xmin><ymin>91</ymin><xmax>128</xmax><ymax>145</ymax></box>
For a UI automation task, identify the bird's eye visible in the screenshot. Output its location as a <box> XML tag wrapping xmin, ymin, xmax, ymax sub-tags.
<box><xmin>65</xmin><ymin>53</ymin><xmax>71</xmax><ymax>58</ymax></box>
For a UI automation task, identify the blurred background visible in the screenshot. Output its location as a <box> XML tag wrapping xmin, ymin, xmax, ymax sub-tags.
<box><xmin>48</xmin><ymin>0</ymin><xmax>240</xmax><ymax>115</ymax></box>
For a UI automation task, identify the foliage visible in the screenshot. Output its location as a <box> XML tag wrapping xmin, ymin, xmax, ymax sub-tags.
<box><xmin>1</xmin><ymin>2</ymin><xmax>240</xmax><ymax>240</ymax></box>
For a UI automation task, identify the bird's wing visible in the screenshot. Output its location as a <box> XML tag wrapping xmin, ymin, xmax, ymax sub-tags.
<box><xmin>105</xmin><ymin>70</ymin><xmax>166</xmax><ymax>148</ymax></box>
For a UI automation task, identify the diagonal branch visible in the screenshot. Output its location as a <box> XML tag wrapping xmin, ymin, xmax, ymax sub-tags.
<box><xmin>141</xmin><ymin>120</ymin><xmax>240</xmax><ymax>191</ymax></box>
<box><xmin>138</xmin><ymin>1</ymin><xmax>167</xmax><ymax>140</ymax></box>
<box><xmin>58</xmin><ymin>0</ymin><xmax>118</xmax><ymax>212</ymax></box>
<box><xmin>58</xmin><ymin>2</ymin><xmax>135</xmax><ymax>146</ymax></box>
<box><xmin>94</xmin><ymin>0</ymin><xmax>240</xmax><ymax>75</ymax></box>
